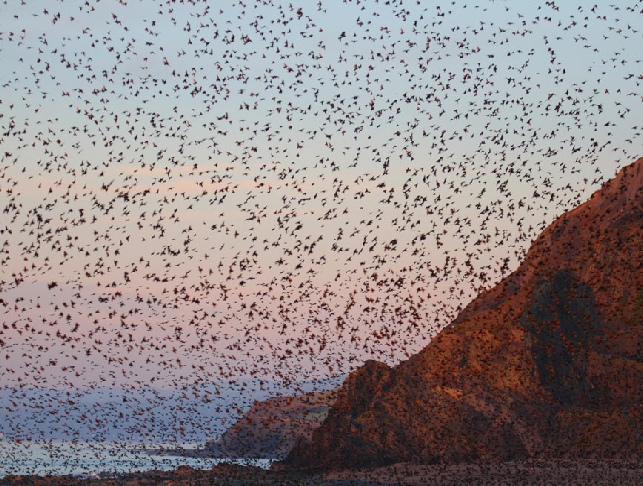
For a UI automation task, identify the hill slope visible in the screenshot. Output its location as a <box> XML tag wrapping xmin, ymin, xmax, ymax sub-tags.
<box><xmin>205</xmin><ymin>390</ymin><xmax>337</xmax><ymax>459</ymax></box>
<box><xmin>282</xmin><ymin>157</ymin><xmax>642</xmax><ymax>470</ymax></box>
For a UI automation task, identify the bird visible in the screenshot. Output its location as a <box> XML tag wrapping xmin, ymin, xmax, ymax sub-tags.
<box><xmin>0</xmin><ymin>0</ymin><xmax>641</xmax><ymax>477</ymax></box>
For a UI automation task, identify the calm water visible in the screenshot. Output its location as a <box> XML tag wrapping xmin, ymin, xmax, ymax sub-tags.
<box><xmin>0</xmin><ymin>441</ymin><xmax>272</xmax><ymax>478</ymax></box>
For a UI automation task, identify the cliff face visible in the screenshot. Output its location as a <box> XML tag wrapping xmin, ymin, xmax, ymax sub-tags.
<box><xmin>283</xmin><ymin>158</ymin><xmax>643</xmax><ymax>470</ymax></box>
<box><xmin>206</xmin><ymin>389</ymin><xmax>336</xmax><ymax>459</ymax></box>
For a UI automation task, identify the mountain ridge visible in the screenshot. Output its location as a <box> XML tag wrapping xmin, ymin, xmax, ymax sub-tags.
<box><xmin>280</xmin><ymin>157</ymin><xmax>642</xmax><ymax>470</ymax></box>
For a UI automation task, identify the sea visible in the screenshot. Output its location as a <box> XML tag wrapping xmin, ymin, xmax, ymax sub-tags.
<box><xmin>0</xmin><ymin>441</ymin><xmax>272</xmax><ymax>478</ymax></box>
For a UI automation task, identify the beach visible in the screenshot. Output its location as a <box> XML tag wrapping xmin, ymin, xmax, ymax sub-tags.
<box><xmin>2</xmin><ymin>459</ymin><xmax>641</xmax><ymax>485</ymax></box>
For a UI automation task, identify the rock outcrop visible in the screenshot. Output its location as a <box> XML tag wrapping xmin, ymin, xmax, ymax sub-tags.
<box><xmin>206</xmin><ymin>389</ymin><xmax>336</xmax><ymax>459</ymax></box>
<box><xmin>282</xmin><ymin>158</ymin><xmax>643</xmax><ymax>470</ymax></box>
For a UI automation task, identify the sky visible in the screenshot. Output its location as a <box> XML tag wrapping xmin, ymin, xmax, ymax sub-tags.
<box><xmin>1</xmin><ymin>0</ymin><xmax>642</xmax><ymax>441</ymax></box>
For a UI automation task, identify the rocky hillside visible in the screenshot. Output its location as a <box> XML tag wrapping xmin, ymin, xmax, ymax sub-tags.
<box><xmin>281</xmin><ymin>158</ymin><xmax>642</xmax><ymax>470</ymax></box>
<box><xmin>205</xmin><ymin>390</ymin><xmax>336</xmax><ymax>459</ymax></box>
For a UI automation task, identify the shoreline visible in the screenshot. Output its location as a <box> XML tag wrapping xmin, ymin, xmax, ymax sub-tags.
<box><xmin>2</xmin><ymin>459</ymin><xmax>641</xmax><ymax>485</ymax></box>
<box><xmin>140</xmin><ymin>444</ymin><xmax>281</xmax><ymax>461</ymax></box>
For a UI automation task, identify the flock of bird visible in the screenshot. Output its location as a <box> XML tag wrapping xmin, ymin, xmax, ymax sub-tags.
<box><xmin>0</xmin><ymin>0</ymin><xmax>642</xmax><ymax>467</ymax></box>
